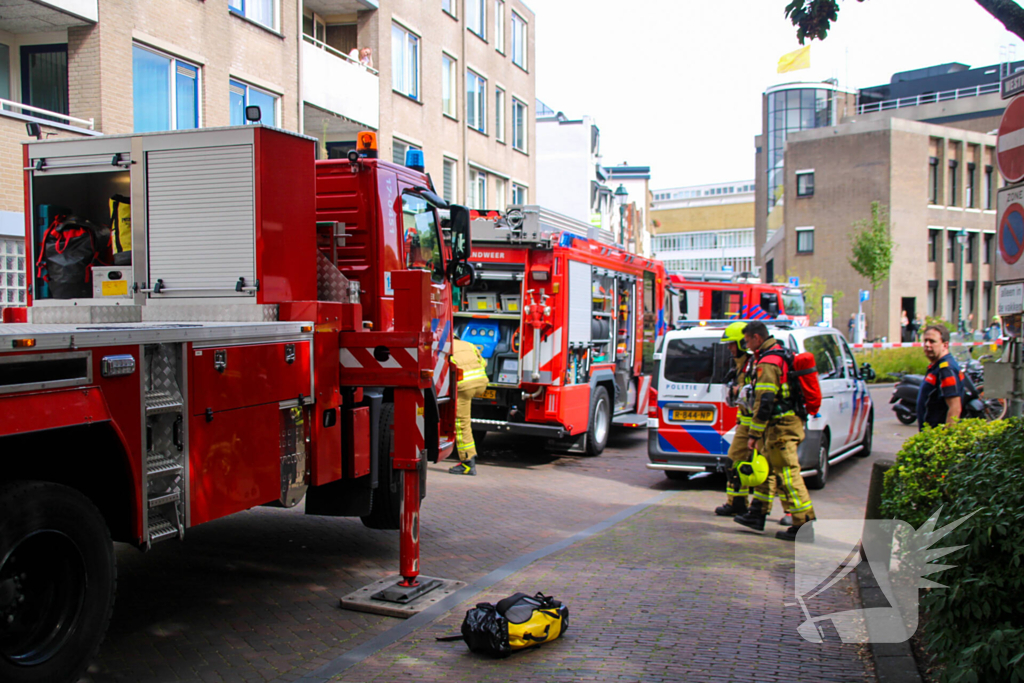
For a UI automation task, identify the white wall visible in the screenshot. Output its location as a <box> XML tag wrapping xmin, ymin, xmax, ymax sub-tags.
<box><xmin>536</xmin><ymin>117</ymin><xmax>594</xmax><ymax>222</ymax></box>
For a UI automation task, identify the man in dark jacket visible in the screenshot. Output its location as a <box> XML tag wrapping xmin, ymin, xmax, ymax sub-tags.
<box><xmin>917</xmin><ymin>324</ymin><xmax>963</xmax><ymax>429</ymax></box>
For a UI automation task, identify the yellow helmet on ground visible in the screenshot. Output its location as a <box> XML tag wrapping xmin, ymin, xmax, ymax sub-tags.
<box><xmin>721</xmin><ymin>321</ymin><xmax>747</xmax><ymax>346</ymax></box>
<box><xmin>736</xmin><ymin>450</ymin><xmax>769</xmax><ymax>489</ymax></box>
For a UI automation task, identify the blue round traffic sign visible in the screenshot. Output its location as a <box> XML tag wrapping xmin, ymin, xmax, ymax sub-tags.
<box><xmin>1001</xmin><ymin>203</ymin><xmax>1024</xmax><ymax>266</ymax></box>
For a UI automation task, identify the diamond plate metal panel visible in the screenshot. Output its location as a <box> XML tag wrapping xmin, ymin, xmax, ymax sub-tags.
<box><xmin>317</xmin><ymin>251</ymin><xmax>351</xmax><ymax>302</ymax></box>
<box><xmin>28</xmin><ymin>306</ymin><xmax>142</xmax><ymax>324</ymax></box>
<box><xmin>142</xmin><ymin>304</ymin><xmax>279</xmax><ymax>322</ymax></box>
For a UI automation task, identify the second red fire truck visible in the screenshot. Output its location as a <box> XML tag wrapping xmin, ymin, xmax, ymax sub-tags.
<box><xmin>0</xmin><ymin>126</ymin><xmax>469</xmax><ymax>683</ymax></box>
<box><xmin>456</xmin><ymin>207</ymin><xmax>671</xmax><ymax>455</ymax></box>
<box><xmin>668</xmin><ymin>272</ymin><xmax>809</xmax><ymax>326</ymax></box>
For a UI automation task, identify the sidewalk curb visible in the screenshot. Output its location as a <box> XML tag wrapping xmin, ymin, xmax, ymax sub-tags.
<box><xmin>855</xmin><ymin>563</ymin><xmax>922</xmax><ymax>683</ymax></box>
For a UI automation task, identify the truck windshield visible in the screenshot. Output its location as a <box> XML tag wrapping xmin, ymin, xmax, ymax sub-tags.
<box><xmin>782</xmin><ymin>289</ymin><xmax>806</xmax><ymax>315</ymax></box>
<box><xmin>402</xmin><ymin>194</ymin><xmax>444</xmax><ymax>282</ymax></box>
<box><xmin>663</xmin><ymin>337</ymin><xmax>717</xmax><ymax>384</ymax></box>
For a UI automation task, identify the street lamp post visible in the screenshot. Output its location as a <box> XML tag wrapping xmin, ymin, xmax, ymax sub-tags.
<box><xmin>614</xmin><ymin>184</ymin><xmax>628</xmax><ymax>248</ymax></box>
<box><xmin>956</xmin><ymin>229</ymin><xmax>968</xmax><ymax>336</ymax></box>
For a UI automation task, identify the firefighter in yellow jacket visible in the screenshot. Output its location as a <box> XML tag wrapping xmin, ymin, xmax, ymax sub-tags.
<box><xmin>450</xmin><ymin>338</ymin><xmax>489</xmax><ymax>475</ymax></box>
<box><xmin>717</xmin><ymin>322</ymin><xmax>753</xmax><ymax>516</ymax></box>
<box><xmin>733</xmin><ymin>321</ymin><xmax>816</xmax><ymax>542</ymax></box>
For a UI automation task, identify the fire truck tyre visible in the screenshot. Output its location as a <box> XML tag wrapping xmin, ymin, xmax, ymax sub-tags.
<box><xmin>361</xmin><ymin>403</ymin><xmax>401</xmax><ymax>530</ymax></box>
<box><xmin>856</xmin><ymin>411</ymin><xmax>874</xmax><ymax>458</ymax></box>
<box><xmin>0</xmin><ymin>481</ymin><xmax>115</xmax><ymax>683</ymax></box>
<box><xmin>585</xmin><ymin>386</ymin><xmax>611</xmax><ymax>456</ymax></box>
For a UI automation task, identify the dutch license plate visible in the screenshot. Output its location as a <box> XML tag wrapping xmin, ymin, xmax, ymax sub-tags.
<box><xmin>481</xmin><ymin>389</ymin><xmax>497</xmax><ymax>400</ymax></box>
<box><xmin>672</xmin><ymin>409</ymin><xmax>713</xmax><ymax>422</ymax></box>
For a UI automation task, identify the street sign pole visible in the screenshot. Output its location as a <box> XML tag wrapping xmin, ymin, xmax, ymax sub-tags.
<box><xmin>995</xmin><ymin>91</ymin><xmax>1024</xmax><ymax>417</ymax></box>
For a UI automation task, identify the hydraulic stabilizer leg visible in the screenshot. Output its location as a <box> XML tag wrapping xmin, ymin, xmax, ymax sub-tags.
<box><xmin>394</xmin><ymin>386</ymin><xmax>423</xmax><ymax>586</ymax></box>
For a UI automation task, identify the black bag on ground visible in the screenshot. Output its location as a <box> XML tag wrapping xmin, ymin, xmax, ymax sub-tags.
<box><xmin>35</xmin><ymin>216</ymin><xmax>103</xmax><ymax>299</ymax></box>
<box><xmin>457</xmin><ymin>592</ymin><xmax>569</xmax><ymax>657</ymax></box>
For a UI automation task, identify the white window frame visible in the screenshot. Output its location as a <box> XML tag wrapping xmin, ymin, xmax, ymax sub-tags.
<box><xmin>443</xmin><ymin>157</ymin><xmax>457</xmax><ymax>203</ymax></box>
<box><xmin>229</xmin><ymin>78</ymin><xmax>280</xmax><ymax>127</ymax></box>
<box><xmin>228</xmin><ymin>0</ymin><xmax>278</xmax><ymax>31</ymax></box>
<box><xmin>467</xmin><ymin>69</ymin><xmax>486</xmax><ymax>134</ymax></box>
<box><xmin>494</xmin><ymin>0</ymin><xmax>505</xmax><ymax>53</ymax></box>
<box><xmin>796</xmin><ymin>170</ymin><xmax>814</xmax><ymax>197</ymax></box>
<box><xmin>512</xmin><ymin>97</ymin><xmax>527</xmax><ymax>153</ymax></box>
<box><xmin>442</xmin><ymin>0</ymin><xmax>455</xmax><ymax>18</ymax></box>
<box><xmin>468</xmin><ymin>168</ymin><xmax>487</xmax><ymax>209</ymax></box>
<box><xmin>511</xmin><ymin>11</ymin><xmax>527</xmax><ymax>70</ymax></box>
<box><xmin>392</xmin><ymin>137</ymin><xmax>421</xmax><ymax>166</ymax></box>
<box><xmin>133</xmin><ymin>43</ymin><xmax>202</xmax><ymax>132</ymax></box>
<box><xmin>494</xmin><ymin>86</ymin><xmax>505</xmax><ymax>143</ymax></box>
<box><xmin>442</xmin><ymin>53</ymin><xmax>457</xmax><ymax>118</ymax></box>
<box><xmin>0</xmin><ymin>237</ymin><xmax>27</xmax><ymax>307</ymax></box>
<box><xmin>391</xmin><ymin>22</ymin><xmax>420</xmax><ymax>100</ymax></box>
<box><xmin>467</xmin><ymin>0</ymin><xmax>486</xmax><ymax>40</ymax></box>
<box><xmin>494</xmin><ymin>176</ymin><xmax>507</xmax><ymax>211</ymax></box>
<box><xmin>796</xmin><ymin>226</ymin><xmax>814</xmax><ymax>254</ymax></box>
<box><xmin>512</xmin><ymin>182</ymin><xmax>527</xmax><ymax>205</ymax></box>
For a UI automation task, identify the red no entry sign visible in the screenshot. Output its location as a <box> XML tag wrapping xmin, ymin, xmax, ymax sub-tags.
<box><xmin>998</xmin><ymin>95</ymin><xmax>1024</xmax><ymax>183</ymax></box>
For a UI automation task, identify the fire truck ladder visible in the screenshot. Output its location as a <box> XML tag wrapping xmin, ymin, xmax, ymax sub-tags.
<box><xmin>143</xmin><ymin>343</ymin><xmax>186</xmax><ymax>545</ymax></box>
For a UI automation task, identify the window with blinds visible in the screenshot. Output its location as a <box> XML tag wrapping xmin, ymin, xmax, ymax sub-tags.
<box><xmin>443</xmin><ymin>158</ymin><xmax>456</xmax><ymax>203</ymax></box>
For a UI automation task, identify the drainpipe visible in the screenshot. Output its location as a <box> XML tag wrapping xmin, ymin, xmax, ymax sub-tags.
<box><xmin>296</xmin><ymin>0</ymin><xmax>304</xmax><ymax>136</ymax></box>
<box><xmin>462</xmin><ymin>0</ymin><xmax>468</xmax><ymax>204</ymax></box>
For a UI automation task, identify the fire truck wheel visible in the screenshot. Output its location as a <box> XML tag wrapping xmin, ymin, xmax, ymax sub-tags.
<box><xmin>585</xmin><ymin>386</ymin><xmax>611</xmax><ymax>456</ymax></box>
<box><xmin>361</xmin><ymin>403</ymin><xmax>401</xmax><ymax>530</ymax></box>
<box><xmin>0</xmin><ymin>481</ymin><xmax>115</xmax><ymax>683</ymax></box>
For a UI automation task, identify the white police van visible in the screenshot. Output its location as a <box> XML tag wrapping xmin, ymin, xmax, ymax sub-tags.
<box><xmin>647</xmin><ymin>321</ymin><xmax>875</xmax><ymax>489</ymax></box>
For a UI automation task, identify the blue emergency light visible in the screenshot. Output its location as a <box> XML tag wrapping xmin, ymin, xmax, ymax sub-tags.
<box><xmin>405</xmin><ymin>149</ymin><xmax>425</xmax><ymax>171</ymax></box>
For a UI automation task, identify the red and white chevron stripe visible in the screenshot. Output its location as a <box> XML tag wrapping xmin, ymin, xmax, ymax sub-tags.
<box><xmin>339</xmin><ymin>346</ymin><xmax>420</xmax><ymax>371</ymax></box>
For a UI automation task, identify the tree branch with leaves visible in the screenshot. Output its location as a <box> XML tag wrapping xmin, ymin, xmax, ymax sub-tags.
<box><xmin>849</xmin><ymin>201</ymin><xmax>895</xmax><ymax>339</ymax></box>
<box><xmin>785</xmin><ymin>0</ymin><xmax>1024</xmax><ymax>43</ymax></box>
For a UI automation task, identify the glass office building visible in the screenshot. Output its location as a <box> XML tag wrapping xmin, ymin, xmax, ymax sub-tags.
<box><xmin>765</xmin><ymin>84</ymin><xmax>836</xmax><ymax>214</ymax></box>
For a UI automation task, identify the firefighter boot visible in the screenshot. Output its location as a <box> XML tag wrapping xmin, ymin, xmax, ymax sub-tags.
<box><xmin>734</xmin><ymin>501</ymin><xmax>768</xmax><ymax>532</ymax></box>
<box><xmin>448</xmin><ymin>457</ymin><xmax>477</xmax><ymax>476</ymax></box>
<box><xmin>715</xmin><ymin>498</ymin><xmax>747</xmax><ymax>517</ymax></box>
<box><xmin>777</xmin><ymin>521</ymin><xmax>815</xmax><ymax>543</ymax></box>
<box><xmin>779</xmin><ymin>514</ymin><xmax>793</xmax><ymax>527</ymax></box>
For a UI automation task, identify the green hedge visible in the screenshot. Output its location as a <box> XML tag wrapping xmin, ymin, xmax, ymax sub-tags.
<box><xmin>854</xmin><ymin>348</ymin><xmax>931</xmax><ymax>383</ymax></box>
<box><xmin>880</xmin><ymin>418</ymin><xmax>1024</xmax><ymax>683</ymax></box>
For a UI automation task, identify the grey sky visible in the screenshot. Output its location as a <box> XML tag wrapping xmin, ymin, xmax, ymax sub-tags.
<box><xmin>529</xmin><ymin>0</ymin><xmax>1019</xmax><ymax>190</ymax></box>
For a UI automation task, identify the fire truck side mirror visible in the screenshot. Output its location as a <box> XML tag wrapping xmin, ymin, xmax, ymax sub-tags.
<box><xmin>448</xmin><ymin>261</ymin><xmax>475</xmax><ymax>288</ymax></box>
<box><xmin>449</xmin><ymin>205</ymin><xmax>472</xmax><ymax>262</ymax></box>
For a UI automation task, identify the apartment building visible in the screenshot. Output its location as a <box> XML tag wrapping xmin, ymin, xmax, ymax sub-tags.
<box><xmin>651</xmin><ymin>180</ymin><xmax>757</xmax><ymax>275</ymax></box>
<box><xmin>754</xmin><ymin>61</ymin><xmax>1014</xmax><ymax>339</ymax></box>
<box><xmin>0</xmin><ymin>0</ymin><xmax>536</xmax><ymax>309</ymax></box>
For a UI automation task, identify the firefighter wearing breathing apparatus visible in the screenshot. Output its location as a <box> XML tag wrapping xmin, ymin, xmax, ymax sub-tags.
<box><xmin>733</xmin><ymin>321</ymin><xmax>816</xmax><ymax>542</ymax></box>
<box><xmin>450</xmin><ymin>338</ymin><xmax>489</xmax><ymax>475</ymax></box>
<box><xmin>716</xmin><ymin>322</ymin><xmax>755</xmax><ymax>516</ymax></box>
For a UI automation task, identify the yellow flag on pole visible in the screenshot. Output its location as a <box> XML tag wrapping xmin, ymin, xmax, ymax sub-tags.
<box><xmin>777</xmin><ymin>45</ymin><xmax>811</xmax><ymax>73</ymax></box>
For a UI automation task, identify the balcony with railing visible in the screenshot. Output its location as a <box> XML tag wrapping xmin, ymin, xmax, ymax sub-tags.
<box><xmin>857</xmin><ymin>82</ymin><xmax>1000</xmax><ymax>115</ymax></box>
<box><xmin>302</xmin><ymin>35</ymin><xmax>379</xmax><ymax>133</ymax></box>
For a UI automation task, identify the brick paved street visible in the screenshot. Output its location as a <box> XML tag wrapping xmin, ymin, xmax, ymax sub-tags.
<box><xmin>80</xmin><ymin>387</ymin><xmax>913</xmax><ymax>683</ymax></box>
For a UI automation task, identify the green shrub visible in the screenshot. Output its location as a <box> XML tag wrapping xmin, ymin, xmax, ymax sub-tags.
<box><xmin>919</xmin><ymin>419</ymin><xmax>1024</xmax><ymax>683</ymax></box>
<box><xmin>880</xmin><ymin>419</ymin><xmax>1008</xmax><ymax>528</ymax></box>
<box><xmin>854</xmin><ymin>347</ymin><xmax>931</xmax><ymax>383</ymax></box>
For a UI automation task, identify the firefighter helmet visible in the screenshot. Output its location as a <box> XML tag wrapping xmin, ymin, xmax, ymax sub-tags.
<box><xmin>722</xmin><ymin>321</ymin><xmax>747</xmax><ymax>346</ymax></box>
<box><xmin>736</xmin><ymin>449</ymin><xmax>769</xmax><ymax>489</ymax></box>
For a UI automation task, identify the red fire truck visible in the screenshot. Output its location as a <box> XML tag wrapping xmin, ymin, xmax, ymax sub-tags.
<box><xmin>0</xmin><ymin>127</ymin><xmax>469</xmax><ymax>683</ymax></box>
<box><xmin>667</xmin><ymin>272</ymin><xmax>809</xmax><ymax>326</ymax></box>
<box><xmin>456</xmin><ymin>206</ymin><xmax>670</xmax><ymax>455</ymax></box>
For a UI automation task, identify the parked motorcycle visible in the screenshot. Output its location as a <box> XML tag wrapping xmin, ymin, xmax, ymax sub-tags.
<box><xmin>890</xmin><ymin>354</ymin><xmax>1007</xmax><ymax>424</ymax></box>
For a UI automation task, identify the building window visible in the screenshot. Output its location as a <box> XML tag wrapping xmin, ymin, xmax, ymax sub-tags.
<box><xmin>796</xmin><ymin>227</ymin><xmax>814</xmax><ymax>253</ymax></box>
<box><xmin>229</xmin><ymin>0</ymin><xmax>276</xmax><ymax>30</ymax></box>
<box><xmin>984</xmin><ymin>233</ymin><xmax>993</xmax><ymax>264</ymax></box>
<box><xmin>392</xmin><ymin>138</ymin><xmax>421</xmax><ymax>166</ymax></box>
<box><xmin>495</xmin><ymin>87</ymin><xmax>505</xmax><ymax>142</ymax></box>
<box><xmin>765</xmin><ymin>88</ymin><xmax>833</xmax><ymax>215</ymax></box>
<box><xmin>796</xmin><ymin>171</ymin><xmax>814</xmax><ymax>197</ymax></box>
<box><xmin>20</xmin><ymin>44</ymin><xmax>68</xmax><ymax>116</ymax></box>
<box><xmin>494</xmin><ymin>177</ymin><xmax>507</xmax><ymax>211</ymax></box>
<box><xmin>512</xmin><ymin>183</ymin><xmax>527</xmax><ymax>205</ymax></box>
<box><xmin>442</xmin><ymin>0</ymin><xmax>454</xmax><ymax>17</ymax></box>
<box><xmin>966</xmin><ymin>162</ymin><xmax>976</xmax><ymax>208</ymax></box>
<box><xmin>0</xmin><ymin>44</ymin><xmax>10</xmax><ymax>100</ymax></box>
<box><xmin>947</xmin><ymin>233</ymin><xmax>956</xmax><ymax>263</ymax></box>
<box><xmin>966</xmin><ymin>232</ymin><xmax>976</xmax><ymax>263</ymax></box>
<box><xmin>468</xmin><ymin>168</ymin><xmax>487</xmax><ymax>209</ymax></box>
<box><xmin>948</xmin><ymin>159</ymin><xmax>959</xmax><ymax>206</ymax></box>
<box><xmin>511</xmin><ymin>11</ymin><xmax>527</xmax><ymax>70</ymax></box>
<box><xmin>443</xmin><ymin>158</ymin><xmax>456</xmax><ymax>203</ymax></box>
<box><xmin>512</xmin><ymin>97</ymin><xmax>527</xmax><ymax>152</ymax></box>
<box><xmin>133</xmin><ymin>45</ymin><xmax>199</xmax><ymax>133</ymax></box>
<box><xmin>947</xmin><ymin>281</ymin><xmax>957</xmax><ymax>322</ymax></box>
<box><xmin>494</xmin><ymin>0</ymin><xmax>505</xmax><ymax>53</ymax></box>
<box><xmin>466</xmin><ymin>0</ymin><xmax>485</xmax><ymax>39</ymax></box>
<box><xmin>391</xmin><ymin>23</ymin><xmax>420</xmax><ymax>100</ymax></box>
<box><xmin>927</xmin><ymin>281</ymin><xmax>938</xmax><ymax>316</ymax></box>
<box><xmin>985</xmin><ymin>165</ymin><xmax>994</xmax><ymax>209</ymax></box>
<box><xmin>0</xmin><ymin>238</ymin><xmax>26</xmax><ymax>307</ymax></box>
<box><xmin>928</xmin><ymin>229</ymin><xmax>939</xmax><ymax>262</ymax></box>
<box><xmin>984</xmin><ymin>281</ymin><xmax>993</xmax><ymax>320</ymax></box>
<box><xmin>442</xmin><ymin>54</ymin><xmax>456</xmax><ymax>118</ymax></box>
<box><xmin>966</xmin><ymin>281</ymin><xmax>976</xmax><ymax>316</ymax></box>
<box><xmin>229</xmin><ymin>79</ymin><xmax>277</xmax><ymax>126</ymax></box>
<box><xmin>928</xmin><ymin>156</ymin><xmax>939</xmax><ymax>204</ymax></box>
<box><xmin>467</xmin><ymin>70</ymin><xmax>486</xmax><ymax>133</ymax></box>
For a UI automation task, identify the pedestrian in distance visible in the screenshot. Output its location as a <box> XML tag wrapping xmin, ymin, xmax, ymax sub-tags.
<box><xmin>450</xmin><ymin>338</ymin><xmax>489</xmax><ymax>475</ymax></box>
<box><xmin>733</xmin><ymin>321</ymin><xmax>817</xmax><ymax>542</ymax></box>
<box><xmin>917</xmin><ymin>324</ymin><xmax>964</xmax><ymax>430</ymax></box>
<box><xmin>847</xmin><ymin>313</ymin><xmax>855</xmax><ymax>338</ymax></box>
<box><xmin>900</xmin><ymin>310</ymin><xmax>909</xmax><ymax>342</ymax></box>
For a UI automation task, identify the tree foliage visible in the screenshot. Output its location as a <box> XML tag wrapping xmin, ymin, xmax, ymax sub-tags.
<box><xmin>785</xmin><ymin>0</ymin><xmax>1024</xmax><ymax>44</ymax></box>
<box><xmin>849</xmin><ymin>201</ymin><xmax>894</xmax><ymax>339</ymax></box>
